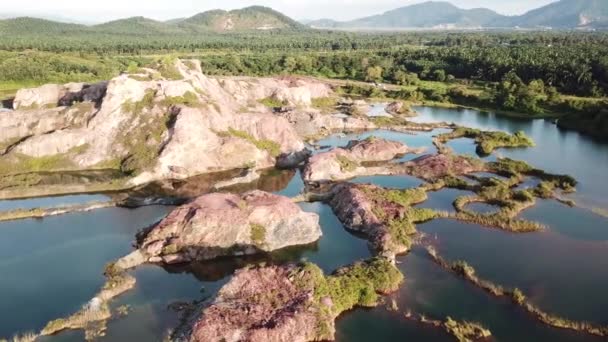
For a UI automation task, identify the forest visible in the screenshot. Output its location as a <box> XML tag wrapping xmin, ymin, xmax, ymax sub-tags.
<box><xmin>0</xmin><ymin>30</ymin><xmax>606</xmax><ymax>138</ymax></box>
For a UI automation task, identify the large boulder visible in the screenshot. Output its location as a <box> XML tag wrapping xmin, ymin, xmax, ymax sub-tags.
<box><xmin>13</xmin><ymin>83</ymin><xmax>86</xmax><ymax>110</ymax></box>
<box><xmin>400</xmin><ymin>154</ymin><xmax>484</xmax><ymax>180</ymax></box>
<box><xmin>182</xmin><ymin>258</ymin><xmax>403</xmax><ymax>342</ymax></box>
<box><xmin>303</xmin><ymin>137</ymin><xmax>418</xmax><ymax>182</ymax></box>
<box><xmin>137</xmin><ymin>190</ymin><xmax>321</xmax><ymax>264</ymax></box>
<box><xmin>188</xmin><ymin>265</ymin><xmax>322</xmax><ymax>342</ymax></box>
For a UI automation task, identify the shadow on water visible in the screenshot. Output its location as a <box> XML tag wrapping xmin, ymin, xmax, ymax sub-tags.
<box><xmin>418</xmin><ymin>218</ymin><xmax>608</xmax><ymax>326</ymax></box>
<box><xmin>0</xmin><ymin>206</ymin><xmax>173</xmax><ymax>337</ymax></box>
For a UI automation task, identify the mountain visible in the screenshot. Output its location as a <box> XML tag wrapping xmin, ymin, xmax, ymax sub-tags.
<box><xmin>92</xmin><ymin>16</ymin><xmax>185</xmax><ymax>35</ymax></box>
<box><xmin>311</xmin><ymin>1</ymin><xmax>505</xmax><ymax>29</ymax></box>
<box><xmin>0</xmin><ymin>17</ymin><xmax>87</xmax><ymax>35</ymax></box>
<box><xmin>508</xmin><ymin>0</ymin><xmax>608</xmax><ymax>28</ymax></box>
<box><xmin>175</xmin><ymin>6</ymin><xmax>304</xmax><ymax>32</ymax></box>
<box><xmin>0</xmin><ymin>6</ymin><xmax>303</xmax><ymax>35</ymax></box>
<box><xmin>308</xmin><ymin>0</ymin><xmax>608</xmax><ymax>30</ymax></box>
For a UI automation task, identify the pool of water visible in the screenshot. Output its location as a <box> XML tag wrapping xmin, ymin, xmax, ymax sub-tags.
<box><xmin>0</xmin><ymin>206</ymin><xmax>174</xmax><ymax>337</ymax></box>
<box><xmin>3</xmin><ymin>105</ymin><xmax>608</xmax><ymax>341</ymax></box>
<box><xmin>413</xmin><ymin>106</ymin><xmax>608</xmax><ymax>209</ymax></box>
<box><xmin>0</xmin><ymin>194</ymin><xmax>111</xmax><ymax>211</ymax></box>
<box><xmin>350</xmin><ymin>175</ymin><xmax>424</xmax><ymax>189</ymax></box>
<box><xmin>465</xmin><ymin>202</ymin><xmax>500</xmax><ymax>214</ymax></box>
<box><xmin>418</xmin><ymin>218</ymin><xmax>608</xmax><ymax>326</ymax></box>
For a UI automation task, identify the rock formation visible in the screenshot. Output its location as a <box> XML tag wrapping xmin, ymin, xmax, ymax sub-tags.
<box><xmin>1</xmin><ymin>59</ymin><xmax>338</xmax><ymax>190</ymax></box>
<box><xmin>302</xmin><ymin>137</ymin><xmax>422</xmax><ymax>182</ymax></box>
<box><xmin>180</xmin><ymin>258</ymin><xmax>403</xmax><ymax>342</ymax></box>
<box><xmin>137</xmin><ymin>190</ymin><xmax>321</xmax><ymax>264</ymax></box>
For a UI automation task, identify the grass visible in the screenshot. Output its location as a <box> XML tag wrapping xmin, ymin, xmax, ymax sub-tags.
<box><xmin>292</xmin><ymin>257</ymin><xmax>403</xmax><ymax>335</ymax></box>
<box><xmin>258</xmin><ymin>97</ymin><xmax>287</xmax><ymax>108</ymax></box>
<box><xmin>156</xmin><ymin>56</ymin><xmax>183</xmax><ymax>80</ymax></box>
<box><xmin>311</xmin><ymin>97</ymin><xmax>338</xmax><ymax>113</ymax></box>
<box><xmin>223</xmin><ymin>128</ymin><xmax>281</xmax><ymax>157</ymax></box>
<box><xmin>444</xmin><ymin>317</ymin><xmax>492</xmax><ymax>342</ymax></box>
<box><xmin>336</xmin><ymin>155</ymin><xmax>358</xmax><ymax>172</ymax></box>
<box><xmin>0</xmin><ymin>148</ymin><xmax>83</xmax><ymax>176</ymax></box>
<box><xmin>488</xmin><ymin>158</ymin><xmax>577</xmax><ymax>191</ymax></box>
<box><xmin>437</xmin><ymin>127</ymin><xmax>535</xmax><ymax>155</ymax></box>
<box><xmin>250</xmin><ymin>223</ymin><xmax>266</xmax><ymax>246</ymax></box>
<box><xmin>160</xmin><ymin>91</ymin><xmax>201</xmax><ymax>107</ymax></box>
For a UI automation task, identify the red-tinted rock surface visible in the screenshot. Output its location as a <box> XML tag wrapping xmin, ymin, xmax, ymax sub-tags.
<box><xmin>189</xmin><ymin>265</ymin><xmax>323</xmax><ymax>342</ymax></box>
<box><xmin>401</xmin><ymin>154</ymin><xmax>484</xmax><ymax>180</ymax></box>
<box><xmin>138</xmin><ymin>190</ymin><xmax>321</xmax><ymax>263</ymax></box>
<box><xmin>303</xmin><ymin>138</ymin><xmax>419</xmax><ymax>182</ymax></box>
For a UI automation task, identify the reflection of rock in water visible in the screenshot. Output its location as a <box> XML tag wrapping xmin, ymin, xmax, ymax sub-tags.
<box><xmin>222</xmin><ymin>169</ymin><xmax>296</xmax><ymax>194</ymax></box>
<box><xmin>163</xmin><ymin>242</ymin><xmax>319</xmax><ymax>282</ymax></box>
<box><xmin>119</xmin><ymin>168</ymin><xmax>296</xmax><ymax>207</ymax></box>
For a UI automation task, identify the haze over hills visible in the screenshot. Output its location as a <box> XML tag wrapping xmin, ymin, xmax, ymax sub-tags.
<box><xmin>309</xmin><ymin>0</ymin><xmax>608</xmax><ymax>30</ymax></box>
<box><xmin>0</xmin><ymin>0</ymin><xmax>607</xmax><ymax>35</ymax></box>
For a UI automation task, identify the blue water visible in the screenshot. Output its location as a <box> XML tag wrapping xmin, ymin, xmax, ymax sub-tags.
<box><xmin>0</xmin><ymin>194</ymin><xmax>110</xmax><ymax>211</ymax></box>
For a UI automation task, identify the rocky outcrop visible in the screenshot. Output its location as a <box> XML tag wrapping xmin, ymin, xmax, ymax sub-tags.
<box><xmin>329</xmin><ymin>183</ymin><xmax>420</xmax><ymax>257</ymax></box>
<box><xmin>303</xmin><ymin>137</ymin><xmax>422</xmax><ymax>182</ymax></box>
<box><xmin>187</xmin><ymin>265</ymin><xmax>322</xmax><ymax>342</ymax></box>
<box><xmin>181</xmin><ymin>258</ymin><xmax>403</xmax><ymax>342</ymax></box>
<box><xmin>385</xmin><ymin>101</ymin><xmax>416</xmax><ymax>117</ymax></box>
<box><xmin>399</xmin><ymin>154</ymin><xmax>485</xmax><ymax>180</ymax></box>
<box><xmin>1</xmin><ymin>59</ymin><xmax>337</xmax><ymax>188</ymax></box>
<box><xmin>277</xmin><ymin>110</ymin><xmax>375</xmax><ymax>138</ymax></box>
<box><xmin>137</xmin><ymin>190</ymin><xmax>321</xmax><ymax>264</ymax></box>
<box><xmin>13</xmin><ymin>83</ymin><xmax>85</xmax><ymax>110</ymax></box>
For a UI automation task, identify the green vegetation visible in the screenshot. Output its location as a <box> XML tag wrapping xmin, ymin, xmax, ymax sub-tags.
<box><xmin>290</xmin><ymin>259</ymin><xmax>402</xmax><ymax>340</ymax></box>
<box><xmin>250</xmin><ymin>223</ymin><xmax>266</xmax><ymax>246</ymax></box>
<box><xmin>311</xmin><ymin>97</ymin><xmax>338</xmax><ymax>113</ymax></box>
<box><xmin>258</xmin><ymin>97</ymin><xmax>287</xmax><ymax>108</ymax></box>
<box><xmin>488</xmin><ymin>158</ymin><xmax>577</xmax><ymax>191</ymax></box>
<box><xmin>437</xmin><ymin>127</ymin><xmax>535</xmax><ymax>155</ymax></box>
<box><xmin>357</xmin><ymin>185</ymin><xmax>448</xmax><ymax>252</ymax></box>
<box><xmin>0</xmin><ymin>146</ymin><xmax>89</xmax><ymax>176</ymax></box>
<box><xmin>444</xmin><ymin>317</ymin><xmax>492</xmax><ymax>342</ymax></box>
<box><xmin>336</xmin><ymin>155</ymin><xmax>358</xmax><ymax>172</ymax></box>
<box><xmin>154</xmin><ymin>56</ymin><xmax>183</xmax><ymax>80</ymax></box>
<box><xmin>160</xmin><ymin>91</ymin><xmax>201</xmax><ymax>107</ymax></box>
<box><xmin>223</xmin><ymin>128</ymin><xmax>281</xmax><ymax>157</ymax></box>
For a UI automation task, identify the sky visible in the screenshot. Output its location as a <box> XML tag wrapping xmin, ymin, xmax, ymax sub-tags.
<box><xmin>0</xmin><ymin>0</ymin><xmax>559</xmax><ymax>23</ymax></box>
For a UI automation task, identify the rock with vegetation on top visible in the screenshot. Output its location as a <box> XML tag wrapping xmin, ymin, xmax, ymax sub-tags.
<box><xmin>329</xmin><ymin>183</ymin><xmax>433</xmax><ymax>257</ymax></box>
<box><xmin>0</xmin><ymin>58</ymin><xmax>316</xmax><ymax>190</ymax></box>
<box><xmin>400</xmin><ymin>154</ymin><xmax>485</xmax><ymax>180</ymax></box>
<box><xmin>180</xmin><ymin>258</ymin><xmax>403</xmax><ymax>342</ymax></box>
<box><xmin>302</xmin><ymin>137</ymin><xmax>418</xmax><ymax>182</ymax></box>
<box><xmin>137</xmin><ymin>190</ymin><xmax>321</xmax><ymax>264</ymax></box>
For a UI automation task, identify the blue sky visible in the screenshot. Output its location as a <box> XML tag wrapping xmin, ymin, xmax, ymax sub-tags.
<box><xmin>1</xmin><ymin>0</ymin><xmax>558</xmax><ymax>22</ymax></box>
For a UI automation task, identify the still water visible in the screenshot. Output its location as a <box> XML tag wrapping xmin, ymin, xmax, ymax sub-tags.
<box><xmin>2</xmin><ymin>106</ymin><xmax>608</xmax><ymax>341</ymax></box>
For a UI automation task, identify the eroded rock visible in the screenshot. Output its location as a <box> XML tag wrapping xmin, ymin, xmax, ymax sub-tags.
<box><xmin>137</xmin><ymin>190</ymin><xmax>321</xmax><ymax>263</ymax></box>
<box><xmin>303</xmin><ymin>137</ymin><xmax>421</xmax><ymax>182</ymax></box>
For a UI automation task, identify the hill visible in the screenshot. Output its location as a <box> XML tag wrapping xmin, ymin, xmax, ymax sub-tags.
<box><xmin>508</xmin><ymin>0</ymin><xmax>608</xmax><ymax>28</ymax></box>
<box><xmin>308</xmin><ymin>0</ymin><xmax>608</xmax><ymax>30</ymax></box>
<box><xmin>0</xmin><ymin>6</ymin><xmax>303</xmax><ymax>36</ymax></box>
<box><xmin>311</xmin><ymin>1</ymin><xmax>505</xmax><ymax>29</ymax></box>
<box><xmin>0</xmin><ymin>17</ymin><xmax>87</xmax><ymax>35</ymax></box>
<box><xmin>176</xmin><ymin>6</ymin><xmax>304</xmax><ymax>32</ymax></box>
<box><xmin>92</xmin><ymin>17</ymin><xmax>184</xmax><ymax>35</ymax></box>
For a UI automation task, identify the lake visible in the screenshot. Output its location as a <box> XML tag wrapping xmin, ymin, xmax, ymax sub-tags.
<box><xmin>2</xmin><ymin>105</ymin><xmax>607</xmax><ymax>341</ymax></box>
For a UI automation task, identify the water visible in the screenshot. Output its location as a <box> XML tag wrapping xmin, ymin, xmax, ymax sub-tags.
<box><xmin>412</xmin><ymin>106</ymin><xmax>608</xmax><ymax>209</ymax></box>
<box><xmin>350</xmin><ymin>175</ymin><xmax>424</xmax><ymax>189</ymax></box>
<box><xmin>0</xmin><ymin>194</ymin><xmax>110</xmax><ymax>211</ymax></box>
<box><xmin>3</xmin><ymin>105</ymin><xmax>608</xmax><ymax>341</ymax></box>
<box><xmin>0</xmin><ymin>206</ymin><xmax>173</xmax><ymax>337</ymax></box>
